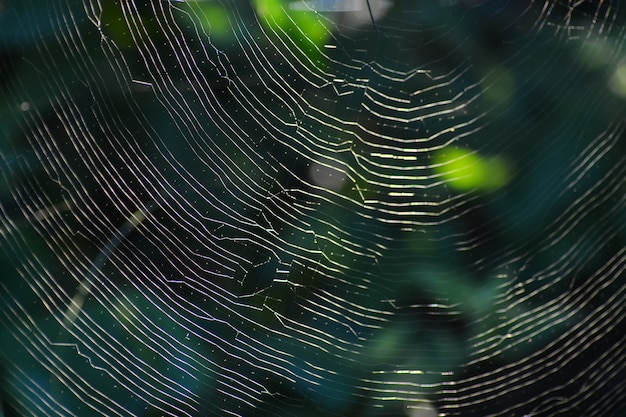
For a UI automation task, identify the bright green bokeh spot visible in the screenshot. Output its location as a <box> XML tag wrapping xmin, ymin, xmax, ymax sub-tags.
<box><xmin>254</xmin><ymin>0</ymin><xmax>284</xmax><ymax>23</ymax></box>
<box><xmin>198</xmin><ymin>3</ymin><xmax>231</xmax><ymax>40</ymax></box>
<box><xmin>291</xmin><ymin>9</ymin><xmax>329</xmax><ymax>47</ymax></box>
<box><xmin>434</xmin><ymin>147</ymin><xmax>509</xmax><ymax>191</ymax></box>
<box><xmin>253</xmin><ymin>0</ymin><xmax>330</xmax><ymax>51</ymax></box>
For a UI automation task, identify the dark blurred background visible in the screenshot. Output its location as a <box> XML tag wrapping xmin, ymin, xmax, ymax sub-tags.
<box><xmin>1</xmin><ymin>1</ymin><xmax>624</xmax><ymax>416</ymax></box>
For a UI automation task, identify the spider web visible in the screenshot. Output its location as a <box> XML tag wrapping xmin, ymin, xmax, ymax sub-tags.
<box><xmin>0</xmin><ymin>0</ymin><xmax>624</xmax><ymax>416</ymax></box>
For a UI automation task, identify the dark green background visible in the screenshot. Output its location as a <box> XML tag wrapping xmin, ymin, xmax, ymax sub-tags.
<box><xmin>1</xmin><ymin>1</ymin><xmax>624</xmax><ymax>416</ymax></box>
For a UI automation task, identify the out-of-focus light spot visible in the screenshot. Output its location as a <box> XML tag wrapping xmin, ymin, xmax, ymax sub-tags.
<box><xmin>406</xmin><ymin>401</ymin><xmax>438</xmax><ymax>417</ymax></box>
<box><xmin>309</xmin><ymin>161</ymin><xmax>346</xmax><ymax>191</ymax></box>
<box><xmin>255</xmin><ymin>0</ymin><xmax>285</xmax><ymax>22</ymax></box>
<box><xmin>254</xmin><ymin>0</ymin><xmax>330</xmax><ymax>49</ymax></box>
<box><xmin>579</xmin><ymin>38</ymin><xmax>613</xmax><ymax>69</ymax></box>
<box><xmin>196</xmin><ymin>3</ymin><xmax>231</xmax><ymax>40</ymax></box>
<box><xmin>289</xmin><ymin>0</ymin><xmax>363</xmax><ymax>12</ymax></box>
<box><xmin>290</xmin><ymin>0</ymin><xmax>393</xmax><ymax>29</ymax></box>
<box><xmin>20</xmin><ymin>102</ymin><xmax>30</xmax><ymax>111</ymax></box>
<box><xmin>608</xmin><ymin>60</ymin><xmax>626</xmax><ymax>98</ymax></box>
<box><xmin>434</xmin><ymin>147</ymin><xmax>510</xmax><ymax>192</ymax></box>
